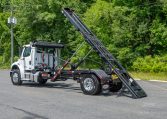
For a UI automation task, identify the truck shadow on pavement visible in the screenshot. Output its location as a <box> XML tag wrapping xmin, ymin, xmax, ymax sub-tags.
<box><xmin>21</xmin><ymin>82</ymin><xmax>134</xmax><ymax>98</ymax></box>
<box><xmin>22</xmin><ymin>82</ymin><xmax>82</xmax><ymax>92</ymax></box>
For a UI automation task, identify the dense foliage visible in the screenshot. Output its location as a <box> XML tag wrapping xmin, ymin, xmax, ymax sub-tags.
<box><xmin>132</xmin><ymin>55</ymin><xmax>167</xmax><ymax>72</ymax></box>
<box><xmin>0</xmin><ymin>0</ymin><xmax>167</xmax><ymax>72</ymax></box>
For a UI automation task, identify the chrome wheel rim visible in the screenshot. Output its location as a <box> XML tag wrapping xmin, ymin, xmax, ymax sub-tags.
<box><xmin>83</xmin><ymin>78</ymin><xmax>94</xmax><ymax>91</ymax></box>
<box><xmin>13</xmin><ymin>73</ymin><xmax>19</xmax><ymax>83</ymax></box>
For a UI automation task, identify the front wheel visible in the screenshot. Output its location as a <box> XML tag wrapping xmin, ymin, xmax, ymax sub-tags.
<box><xmin>80</xmin><ymin>74</ymin><xmax>101</xmax><ymax>95</ymax></box>
<box><xmin>11</xmin><ymin>70</ymin><xmax>22</xmax><ymax>85</ymax></box>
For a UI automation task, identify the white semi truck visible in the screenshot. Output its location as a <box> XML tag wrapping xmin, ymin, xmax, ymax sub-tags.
<box><xmin>10</xmin><ymin>8</ymin><xmax>147</xmax><ymax>98</ymax></box>
<box><xmin>10</xmin><ymin>41</ymin><xmax>64</xmax><ymax>85</ymax></box>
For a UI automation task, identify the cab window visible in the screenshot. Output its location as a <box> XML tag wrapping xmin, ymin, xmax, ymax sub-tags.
<box><xmin>36</xmin><ymin>47</ymin><xmax>54</xmax><ymax>54</ymax></box>
<box><xmin>23</xmin><ymin>47</ymin><xmax>31</xmax><ymax>57</ymax></box>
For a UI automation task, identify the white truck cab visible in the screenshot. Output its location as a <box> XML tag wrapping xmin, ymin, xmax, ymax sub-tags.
<box><xmin>10</xmin><ymin>41</ymin><xmax>64</xmax><ymax>85</ymax></box>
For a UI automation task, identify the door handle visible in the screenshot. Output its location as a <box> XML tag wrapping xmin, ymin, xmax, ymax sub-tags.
<box><xmin>29</xmin><ymin>61</ymin><xmax>31</xmax><ymax>65</ymax></box>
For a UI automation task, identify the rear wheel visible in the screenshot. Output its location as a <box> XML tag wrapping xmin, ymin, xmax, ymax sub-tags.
<box><xmin>110</xmin><ymin>79</ymin><xmax>122</xmax><ymax>92</ymax></box>
<box><xmin>80</xmin><ymin>74</ymin><xmax>101</xmax><ymax>95</ymax></box>
<box><xmin>11</xmin><ymin>70</ymin><xmax>22</xmax><ymax>85</ymax></box>
<box><xmin>38</xmin><ymin>74</ymin><xmax>47</xmax><ymax>85</ymax></box>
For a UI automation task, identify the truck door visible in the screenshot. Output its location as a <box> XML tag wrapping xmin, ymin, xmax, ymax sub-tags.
<box><xmin>23</xmin><ymin>46</ymin><xmax>32</xmax><ymax>71</ymax></box>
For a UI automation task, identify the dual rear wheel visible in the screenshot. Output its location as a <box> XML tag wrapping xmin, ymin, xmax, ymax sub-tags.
<box><xmin>80</xmin><ymin>74</ymin><xmax>123</xmax><ymax>95</ymax></box>
<box><xmin>37</xmin><ymin>73</ymin><xmax>47</xmax><ymax>85</ymax></box>
<box><xmin>80</xmin><ymin>74</ymin><xmax>101</xmax><ymax>95</ymax></box>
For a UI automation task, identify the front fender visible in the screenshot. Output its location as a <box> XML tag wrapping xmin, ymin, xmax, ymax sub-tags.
<box><xmin>11</xmin><ymin>62</ymin><xmax>24</xmax><ymax>79</ymax></box>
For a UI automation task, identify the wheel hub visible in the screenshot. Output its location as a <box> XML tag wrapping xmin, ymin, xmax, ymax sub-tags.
<box><xmin>83</xmin><ymin>78</ymin><xmax>94</xmax><ymax>91</ymax></box>
<box><xmin>13</xmin><ymin>73</ymin><xmax>19</xmax><ymax>83</ymax></box>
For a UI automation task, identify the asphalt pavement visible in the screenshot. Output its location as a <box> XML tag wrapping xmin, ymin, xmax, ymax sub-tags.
<box><xmin>0</xmin><ymin>70</ymin><xmax>167</xmax><ymax>119</ymax></box>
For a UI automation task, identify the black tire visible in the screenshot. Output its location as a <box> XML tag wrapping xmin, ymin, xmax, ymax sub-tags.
<box><xmin>38</xmin><ymin>74</ymin><xmax>47</xmax><ymax>85</ymax></box>
<box><xmin>110</xmin><ymin>80</ymin><xmax>122</xmax><ymax>92</ymax></box>
<box><xmin>11</xmin><ymin>70</ymin><xmax>22</xmax><ymax>85</ymax></box>
<box><xmin>80</xmin><ymin>74</ymin><xmax>101</xmax><ymax>95</ymax></box>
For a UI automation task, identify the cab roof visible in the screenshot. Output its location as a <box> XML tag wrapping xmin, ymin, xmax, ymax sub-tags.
<box><xmin>32</xmin><ymin>41</ymin><xmax>64</xmax><ymax>48</ymax></box>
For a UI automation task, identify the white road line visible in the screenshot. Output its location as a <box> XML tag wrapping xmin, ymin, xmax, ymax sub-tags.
<box><xmin>135</xmin><ymin>78</ymin><xmax>167</xmax><ymax>83</ymax></box>
<box><xmin>149</xmin><ymin>80</ymin><xmax>167</xmax><ymax>83</ymax></box>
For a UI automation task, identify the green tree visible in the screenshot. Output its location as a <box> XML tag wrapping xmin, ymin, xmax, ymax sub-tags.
<box><xmin>0</xmin><ymin>0</ymin><xmax>10</xmax><ymax>63</ymax></box>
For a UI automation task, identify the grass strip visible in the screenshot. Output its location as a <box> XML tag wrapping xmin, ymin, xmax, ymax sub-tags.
<box><xmin>130</xmin><ymin>72</ymin><xmax>167</xmax><ymax>81</ymax></box>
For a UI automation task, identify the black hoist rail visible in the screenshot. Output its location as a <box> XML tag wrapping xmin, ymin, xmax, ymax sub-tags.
<box><xmin>62</xmin><ymin>8</ymin><xmax>147</xmax><ymax>98</ymax></box>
